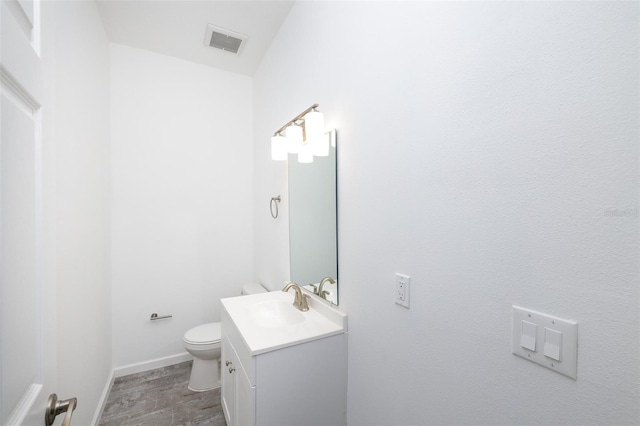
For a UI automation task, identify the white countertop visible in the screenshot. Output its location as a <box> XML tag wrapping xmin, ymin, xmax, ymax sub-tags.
<box><xmin>221</xmin><ymin>290</ymin><xmax>347</xmax><ymax>355</ymax></box>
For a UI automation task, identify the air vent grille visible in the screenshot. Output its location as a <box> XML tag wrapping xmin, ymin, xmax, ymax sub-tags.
<box><xmin>204</xmin><ymin>24</ymin><xmax>247</xmax><ymax>55</ymax></box>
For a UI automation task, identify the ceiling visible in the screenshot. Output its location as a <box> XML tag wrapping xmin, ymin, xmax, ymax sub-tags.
<box><xmin>96</xmin><ymin>1</ymin><xmax>295</xmax><ymax>76</ymax></box>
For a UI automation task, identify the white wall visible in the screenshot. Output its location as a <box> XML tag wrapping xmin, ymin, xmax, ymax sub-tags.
<box><xmin>253</xmin><ymin>2</ymin><xmax>639</xmax><ymax>425</ymax></box>
<box><xmin>41</xmin><ymin>1</ymin><xmax>112</xmax><ymax>424</ymax></box>
<box><xmin>110</xmin><ymin>44</ymin><xmax>254</xmax><ymax>369</ymax></box>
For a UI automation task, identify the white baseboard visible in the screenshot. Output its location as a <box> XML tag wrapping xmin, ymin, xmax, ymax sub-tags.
<box><xmin>90</xmin><ymin>369</ymin><xmax>114</xmax><ymax>426</ymax></box>
<box><xmin>4</xmin><ymin>384</ymin><xmax>41</xmax><ymax>426</ymax></box>
<box><xmin>113</xmin><ymin>352</ymin><xmax>192</xmax><ymax>378</ymax></box>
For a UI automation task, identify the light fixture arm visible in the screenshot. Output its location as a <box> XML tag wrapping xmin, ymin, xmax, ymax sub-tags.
<box><xmin>272</xmin><ymin>103</ymin><xmax>319</xmax><ymax>136</ymax></box>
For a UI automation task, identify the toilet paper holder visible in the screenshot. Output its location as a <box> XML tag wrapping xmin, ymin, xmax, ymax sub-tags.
<box><xmin>150</xmin><ymin>313</ymin><xmax>172</xmax><ymax>321</ymax></box>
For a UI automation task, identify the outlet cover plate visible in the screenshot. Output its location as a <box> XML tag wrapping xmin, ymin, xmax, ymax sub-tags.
<box><xmin>395</xmin><ymin>273</ymin><xmax>410</xmax><ymax>308</ymax></box>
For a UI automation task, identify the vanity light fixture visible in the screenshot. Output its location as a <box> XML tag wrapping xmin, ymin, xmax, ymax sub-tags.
<box><xmin>304</xmin><ymin>109</ymin><xmax>328</xmax><ymax>157</ymax></box>
<box><xmin>270</xmin><ymin>134</ymin><xmax>287</xmax><ymax>161</ymax></box>
<box><xmin>271</xmin><ymin>104</ymin><xmax>326</xmax><ymax>163</ymax></box>
<box><xmin>298</xmin><ymin>140</ymin><xmax>314</xmax><ymax>163</ymax></box>
<box><xmin>285</xmin><ymin>123</ymin><xmax>302</xmax><ymax>154</ymax></box>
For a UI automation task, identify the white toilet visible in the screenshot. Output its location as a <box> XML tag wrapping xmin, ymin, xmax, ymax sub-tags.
<box><xmin>183</xmin><ymin>283</ymin><xmax>268</xmax><ymax>391</ymax></box>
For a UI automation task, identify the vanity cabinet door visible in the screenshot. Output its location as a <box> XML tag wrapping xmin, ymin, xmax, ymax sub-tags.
<box><xmin>235</xmin><ymin>362</ymin><xmax>255</xmax><ymax>426</ymax></box>
<box><xmin>221</xmin><ymin>332</ymin><xmax>236</xmax><ymax>426</ymax></box>
<box><xmin>222</xmin><ymin>330</ymin><xmax>256</xmax><ymax>426</ymax></box>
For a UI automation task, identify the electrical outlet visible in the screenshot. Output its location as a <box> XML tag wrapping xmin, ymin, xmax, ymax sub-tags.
<box><xmin>395</xmin><ymin>273</ymin><xmax>410</xmax><ymax>308</ymax></box>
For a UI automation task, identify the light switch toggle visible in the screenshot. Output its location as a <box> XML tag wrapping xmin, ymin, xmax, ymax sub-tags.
<box><xmin>544</xmin><ymin>328</ymin><xmax>562</xmax><ymax>361</ymax></box>
<box><xmin>520</xmin><ymin>320</ymin><xmax>537</xmax><ymax>351</ymax></box>
<box><xmin>511</xmin><ymin>306</ymin><xmax>578</xmax><ymax>379</ymax></box>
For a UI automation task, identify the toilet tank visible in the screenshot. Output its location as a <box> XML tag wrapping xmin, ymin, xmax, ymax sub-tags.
<box><xmin>241</xmin><ymin>283</ymin><xmax>268</xmax><ymax>295</ymax></box>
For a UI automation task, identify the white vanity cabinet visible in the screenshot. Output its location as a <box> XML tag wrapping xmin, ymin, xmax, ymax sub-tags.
<box><xmin>221</xmin><ymin>298</ymin><xmax>347</xmax><ymax>426</ymax></box>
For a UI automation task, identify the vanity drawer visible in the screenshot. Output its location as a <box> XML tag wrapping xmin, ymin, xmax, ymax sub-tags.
<box><xmin>221</xmin><ymin>307</ymin><xmax>256</xmax><ymax>385</ymax></box>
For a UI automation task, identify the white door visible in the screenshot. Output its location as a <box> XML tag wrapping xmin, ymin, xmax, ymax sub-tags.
<box><xmin>1</xmin><ymin>0</ymin><xmax>58</xmax><ymax>424</ymax></box>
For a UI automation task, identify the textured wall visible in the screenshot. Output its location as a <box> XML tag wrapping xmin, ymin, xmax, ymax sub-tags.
<box><xmin>253</xmin><ymin>2</ymin><xmax>639</xmax><ymax>424</ymax></box>
<box><xmin>111</xmin><ymin>44</ymin><xmax>254</xmax><ymax>369</ymax></box>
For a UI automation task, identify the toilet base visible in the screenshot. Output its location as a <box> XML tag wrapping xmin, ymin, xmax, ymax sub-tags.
<box><xmin>188</xmin><ymin>357</ymin><xmax>220</xmax><ymax>392</ymax></box>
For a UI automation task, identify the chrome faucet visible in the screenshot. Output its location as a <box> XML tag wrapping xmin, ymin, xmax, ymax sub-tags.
<box><xmin>282</xmin><ymin>282</ymin><xmax>309</xmax><ymax>312</ymax></box>
<box><xmin>317</xmin><ymin>277</ymin><xmax>335</xmax><ymax>300</ymax></box>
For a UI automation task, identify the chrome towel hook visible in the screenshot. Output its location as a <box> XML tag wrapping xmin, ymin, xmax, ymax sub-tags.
<box><xmin>270</xmin><ymin>196</ymin><xmax>281</xmax><ymax>219</ymax></box>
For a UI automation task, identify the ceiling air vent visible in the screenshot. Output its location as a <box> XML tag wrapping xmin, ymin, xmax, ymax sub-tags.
<box><xmin>204</xmin><ymin>24</ymin><xmax>248</xmax><ymax>55</ymax></box>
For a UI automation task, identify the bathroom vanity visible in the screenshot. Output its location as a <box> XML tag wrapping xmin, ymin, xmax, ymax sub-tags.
<box><xmin>220</xmin><ymin>290</ymin><xmax>347</xmax><ymax>426</ymax></box>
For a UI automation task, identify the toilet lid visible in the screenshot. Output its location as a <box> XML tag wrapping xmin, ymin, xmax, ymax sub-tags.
<box><xmin>184</xmin><ymin>323</ymin><xmax>221</xmax><ymax>345</ymax></box>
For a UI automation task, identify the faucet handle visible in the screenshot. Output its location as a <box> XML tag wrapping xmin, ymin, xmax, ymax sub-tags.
<box><xmin>299</xmin><ymin>294</ymin><xmax>309</xmax><ymax>312</ymax></box>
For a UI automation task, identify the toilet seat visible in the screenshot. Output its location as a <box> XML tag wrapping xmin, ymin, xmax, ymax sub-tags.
<box><xmin>184</xmin><ymin>322</ymin><xmax>221</xmax><ymax>345</ymax></box>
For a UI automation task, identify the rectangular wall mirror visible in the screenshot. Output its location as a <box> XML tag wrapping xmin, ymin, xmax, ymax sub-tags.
<box><xmin>288</xmin><ymin>130</ymin><xmax>338</xmax><ymax>304</ymax></box>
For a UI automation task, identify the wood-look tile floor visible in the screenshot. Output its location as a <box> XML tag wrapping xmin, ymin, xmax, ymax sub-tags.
<box><xmin>99</xmin><ymin>361</ymin><xmax>227</xmax><ymax>426</ymax></box>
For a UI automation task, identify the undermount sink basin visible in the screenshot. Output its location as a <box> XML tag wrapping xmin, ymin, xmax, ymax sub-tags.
<box><xmin>247</xmin><ymin>300</ymin><xmax>305</xmax><ymax>328</ymax></box>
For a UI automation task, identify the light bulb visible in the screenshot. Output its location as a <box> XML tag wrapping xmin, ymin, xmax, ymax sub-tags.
<box><xmin>298</xmin><ymin>141</ymin><xmax>314</xmax><ymax>163</ymax></box>
<box><xmin>271</xmin><ymin>134</ymin><xmax>287</xmax><ymax>161</ymax></box>
<box><xmin>305</xmin><ymin>110</ymin><xmax>327</xmax><ymax>156</ymax></box>
<box><xmin>285</xmin><ymin>124</ymin><xmax>302</xmax><ymax>154</ymax></box>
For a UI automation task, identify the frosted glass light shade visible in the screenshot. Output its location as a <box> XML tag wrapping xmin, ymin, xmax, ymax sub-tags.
<box><xmin>298</xmin><ymin>141</ymin><xmax>314</xmax><ymax>163</ymax></box>
<box><xmin>271</xmin><ymin>135</ymin><xmax>287</xmax><ymax>161</ymax></box>
<box><xmin>305</xmin><ymin>110</ymin><xmax>328</xmax><ymax>156</ymax></box>
<box><xmin>313</xmin><ymin>132</ymin><xmax>331</xmax><ymax>157</ymax></box>
<box><xmin>286</xmin><ymin>124</ymin><xmax>303</xmax><ymax>154</ymax></box>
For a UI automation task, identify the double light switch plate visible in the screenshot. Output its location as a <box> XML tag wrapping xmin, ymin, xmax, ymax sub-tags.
<box><xmin>512</xmin><ymin>306</ymin><xmax>578</xmax><ymax>379</ymax></box>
